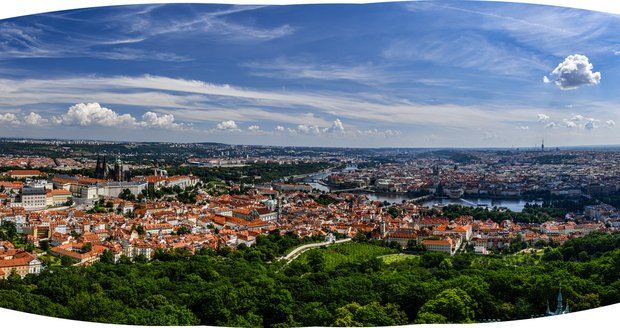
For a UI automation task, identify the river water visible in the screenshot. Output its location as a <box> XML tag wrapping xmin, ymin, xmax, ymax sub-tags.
<box><xmin>304</xmin><ymin>165</ymin><xmax>540</xmax><ymax>212</ymax></box>
<box><xmin>365</xmin><ymin>194</ymin><xmax>542</xmax><ymax>212</ymax></box>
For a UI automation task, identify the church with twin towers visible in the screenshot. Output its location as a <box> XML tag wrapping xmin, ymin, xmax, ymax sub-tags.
<box><xmin>94</xmin><ymin>155</ymin><xmax>130</xmax><ymax>182</ymax></box>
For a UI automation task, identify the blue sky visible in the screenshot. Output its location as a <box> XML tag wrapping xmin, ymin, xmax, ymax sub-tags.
<box><xmin>1</xmin><ymin>1</ymin><xmax>620</xmax><ymax>147</ymax></box>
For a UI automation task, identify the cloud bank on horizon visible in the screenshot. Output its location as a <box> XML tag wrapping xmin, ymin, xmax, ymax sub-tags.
<box><xmin>0</xmin><ymin>1</ymin><xmax>619</xmax><ymax>147</ymax></box>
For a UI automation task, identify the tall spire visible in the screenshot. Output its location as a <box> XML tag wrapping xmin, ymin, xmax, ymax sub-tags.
<box><xmin>276</xmin><ymin>193</ymin><xmax>282</xmax><ymax>223</ymax></box>
<box><xmin>380</xmin><ymin>215</ymin><xmax>386</xmax><ymax>238</ymax></box>
<box><xmin>555</xmin><ymin>287</ymin><xmax>564</xmax><ymax>314</ymax></box>
<box><xmin>545</xmin><ymin>288</ymin><xmax>569</xmax><ymax>316</ymax></box>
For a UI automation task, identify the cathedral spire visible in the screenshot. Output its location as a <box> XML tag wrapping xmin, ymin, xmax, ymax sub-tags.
<box><xmin>545</xmin><ymin>288</ymin><xmax>569</xmax><ymax>316</ymax></box>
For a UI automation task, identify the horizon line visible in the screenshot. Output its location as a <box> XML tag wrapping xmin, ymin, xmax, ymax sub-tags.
<box><xmin>1</xmin><ymin>136</ymin><xmax>619</xmax><ymax>151</ymax></box>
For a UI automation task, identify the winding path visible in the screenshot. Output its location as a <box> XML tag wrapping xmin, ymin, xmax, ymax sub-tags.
<box><xmin>278</xmin><ymin>238</ymin><xmax>352</xmax><ymax>265</ymax></box>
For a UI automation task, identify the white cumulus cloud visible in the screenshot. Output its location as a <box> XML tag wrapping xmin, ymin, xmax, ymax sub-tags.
<box><xmin>23</xmin><ymin>112</ymin><xmax>48</xmax><ymax>126</ymax></box>
<box><xmin>326</xmin><ymin>119</ymin><xmax>345</xmax><ymax>134</ymax></box>
<box><xmin>563</xmin><ymin>120</ymin><xmax>577</xmax><ymax>128</ymax></box>
<box><xmin>606</xmin><ymin>120</ymin><xmax>616</xmax><ymax>128</ymax></box>
<box><xmin>355</xmin><ymin>129</ymin><xmax>402</xmax><ymax>137</ymax></box>
<box><xmin>57</xmin><ymin>103</ymin><xmax>136</xmax><ymax>127</ymax></box>
<box><xmin>584</xmin><ymin>119</ymin><xmax>598</xmax><ymax>130</ymax></box>
<box><xmin>566</xmin><ymin>114</ymin><xmax>599</xmax><ymax>130</ymax></box>
<box><xmin>216</xmin><ymin>120</ymin><xmax>240</xmax><ymax>131</ymax></box>
<box><xmin>537</xmin><ymin>113</ymin><xmax>550</xmax><ymax>122</ymax></box>
<box><xmin>248</xmin><ymin>125</ymin><xmax>260</xmax><ymax>131</ymax></box>
<box><xmin>544</xmin><ymin>122</ymin><xmax>557</xmax><ymax>129</ymax></box>
<box><xmin>140</xmin><ymin>111</ymin><xmax>181</xmax><ymax>129</ymax></box>
<box><xmin>547</xmin><ymin>54</ymin><xmax>601</xmax><ymax>90</ymax></box>
<box><xmin>296</xmin><ymin>124</ymin><xmax>323</xmax><ymax>135</ymax></box>
<box><xmin>0</xmin><ymin>113</ymin><xmax>20</xmax><ymax>125</ymax></box>
<box><xmin>13</xmin><ymin>103</ymin><xmax>184</xmax><ymax>130</ymax></box>
<box><xmin>292</xmin><ymin>118</ymin><xmax>347</xmax><ymax>136</ymax></box>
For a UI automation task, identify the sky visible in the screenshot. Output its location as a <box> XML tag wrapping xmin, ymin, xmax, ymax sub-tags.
<box><xmin>1</xmin><ymin>1</ymin><xmax>620</xmax><ymax>148</ymax></box>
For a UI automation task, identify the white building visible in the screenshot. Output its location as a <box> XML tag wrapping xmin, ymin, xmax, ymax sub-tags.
<box><xmin>18</xmin><ymin>187</ymin><xmax>48</xmax><ymax>211</ymax></box>
<box><xmin>80</xmin><ymin>185</ymin><xmax>99</xmax><ymax>201</ymax></box>
<box><xmin>97</xmin><ymin>181</ymin><xmax>147</xmax><ymax>198</ymax></box>
<box><xmin>165</xmin><ymin>176</ymin><xmax>199</xmax><ymax>189</ymax></box>
<box><xmin>422</xmin><ymin>237</ymin><xmax>460</xmax><ymax>255</ymax></box>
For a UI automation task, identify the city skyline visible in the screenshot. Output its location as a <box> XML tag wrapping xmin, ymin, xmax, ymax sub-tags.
<box><xmin>1</xmin><ymin>1</ymin><xmax>620</xmax><ymax>147</ymax></box>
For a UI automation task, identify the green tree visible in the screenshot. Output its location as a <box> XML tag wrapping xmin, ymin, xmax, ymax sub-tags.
<box><xmin>333</xmin><ymin>302</ymin><xmax>408</xmax><ymax>327</ymax></box>
<box><xmin>306</xmin><ymin>250</ymin><xmax>326</xmax><ymax>273</ymax></box>
<box><xmin>417</xmin><ymin>288</ymin><xmax>475</xmax><ymax>323</ymax></box>
<box><xmin>414</xmin><ymin>312</ymin><xmax>448</xmax><ymax>324</ymax></box>
<box><xmin>60</xmin><ymin>255</ymin><xmax>77</xmax><ymax>267</ymax></box>
<box><xmin>81</xmin><ymin>242</ymin><xmax>92</xmax><ymax>253</ymax></box>
<box><xmin>100</xmin><ymin>249</ymin><xmax>115</xmax><ymax>264</ymax></box>
<box><xmin>333</xmin><ymin>302</ymin><xmax>363</xmax><ymax>327</ymax></box>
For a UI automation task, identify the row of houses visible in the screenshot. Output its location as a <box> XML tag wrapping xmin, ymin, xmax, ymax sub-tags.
<box><xmin>0</xmin><ymin>241</ymin><xmax>42</xmax><ymax>279</ymax></box>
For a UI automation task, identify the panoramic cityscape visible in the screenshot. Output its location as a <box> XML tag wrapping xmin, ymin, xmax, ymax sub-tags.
<box><xmin>2</xmin><ymin>1</ymin><xmax>620</xmax><ymax>327</ymax></box>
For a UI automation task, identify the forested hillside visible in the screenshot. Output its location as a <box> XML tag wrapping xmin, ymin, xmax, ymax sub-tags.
<box><xmin>1</xmin><ymin>232</ymin><xmax>620</xmax><ymax>326</ymax></box>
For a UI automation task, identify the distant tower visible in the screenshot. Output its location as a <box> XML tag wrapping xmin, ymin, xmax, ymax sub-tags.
<box><xmin>380</xmin><ymin>215</ymin><xmax>386</xmax><ymax>239</ymax></box>
<box><xmin>276</xmin><ymin>194</ymin><xmax>282</xmax><ymax>223</ymax></box>
<box><xmin>95</xmin><ymin>155</ymin><xmax>102</xmax><ymax>178</ymax></box>
<box><xmin>541</xmin><ymin>138</ymin><xmax>545</xmax><ymax>152</ymax></box>
<box><xmin>95</xmin><ymin>155</ymin><xmax>106</xmax><ymax>179</ymax></box>
<box><xmin>102</xmin><ymin>156</ymin><xmax>107</xmax><ymax>178</ymax></box>
<box><xmin>114</xmin><ymin>157</ymin><xmax>123</xmax><ymax>181</ymax></box>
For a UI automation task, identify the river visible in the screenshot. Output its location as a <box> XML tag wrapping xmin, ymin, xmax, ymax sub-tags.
<box><xmin>366</xmin><ymin>194</ymin><xmax>542</xmax><ymax>212</ymax></box>
<box><xmin>303</xmin><ymin>165</ymin><xmax>540</xmax><ymax>212</ymax></box>
<box><xmin>304</xmin><ymin>165</ymin><xmax>355</xmax><ymax>192</ymax></box>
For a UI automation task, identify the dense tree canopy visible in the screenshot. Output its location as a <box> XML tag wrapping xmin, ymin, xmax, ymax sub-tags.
<box><xmin>2</xmin><ymin>232</ymin><xmax>620</xmax><ymax>326</ymax></box>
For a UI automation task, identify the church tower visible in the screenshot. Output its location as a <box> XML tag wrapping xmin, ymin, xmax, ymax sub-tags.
<box><xmin>545</xmin><ymin>288</ymin><xmax>570</xmax><ymax>316</ymax></box>
<box><xmin>95</xmin><ymin>155</ymin><xmax>105</xmax><ymax>179</ymax></box>
<box><xmin>276</xmin><ymin>193</ymin><xmax>282</xmax><ymax>223</ymax></box>
<box><xmin>380</xmin><ymin>215</ymin><xmax>386</xmax><ymax>239</ymax></box>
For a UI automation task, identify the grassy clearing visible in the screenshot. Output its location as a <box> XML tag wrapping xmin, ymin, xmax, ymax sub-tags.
<box><xmin>295</xmin><ymin>242</ymin><xmax>396</xmax><ymax>270</ymax></box>
<box><xmin>502</xmin><ymin>251</ymin><xmax>543</xmax><ymax>266</ymax></box>
<box><xmin>379</xmin><ymin>253</ymin><xmax>418</xmax><ymax>264</ymax></box>
<box><xmin>470</xmin><ymin>250</ymin><xmax>543</xmax><ymax>268</ymax></box>
<box><xmin>39</xmin><ymin>254</ymin><xmax>62</xmax><ymax>268</ymax></box>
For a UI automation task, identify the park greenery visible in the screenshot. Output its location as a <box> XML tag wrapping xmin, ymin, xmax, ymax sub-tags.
<box><xmin>130</xmin><ymin>162</ymin><xmax>333</xmax><ymax>185</ymax></box>
<box><xmin>435</xmin><ymin>197</ymin><xmax>598</xmax><ymax>224</ymax></box>
<box><xmin>1</xmin><ymin>230</ymin><xmax>620</xmax><ymax>326</ymax></box>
